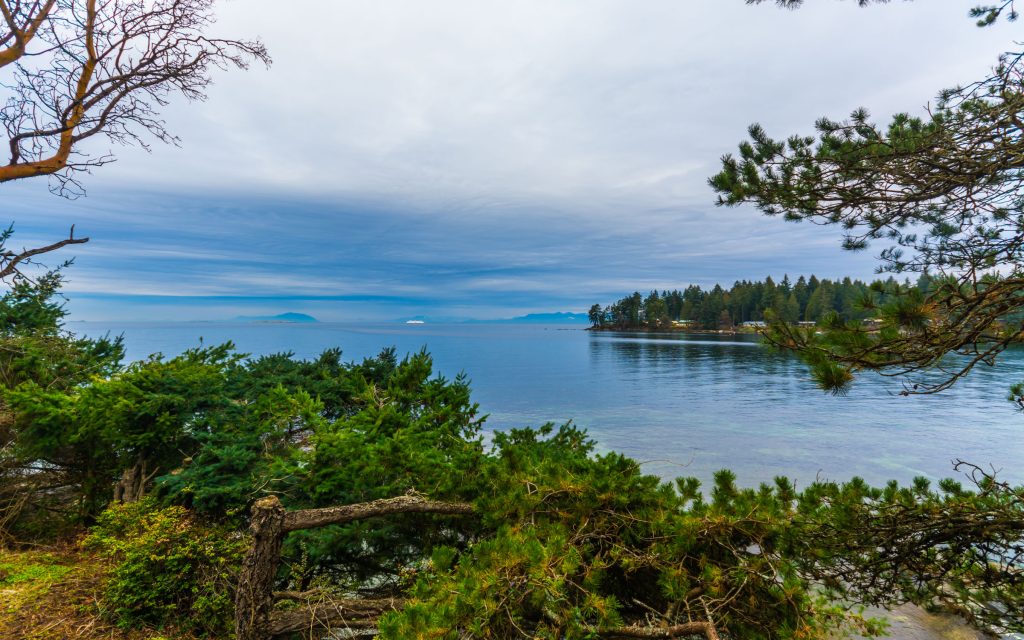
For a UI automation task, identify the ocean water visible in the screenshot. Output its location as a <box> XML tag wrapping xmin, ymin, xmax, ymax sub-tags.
<box><xmin>75</xmin><ymin>321</ymin><xmax>1024</xmax><ymax>489</ymax></box>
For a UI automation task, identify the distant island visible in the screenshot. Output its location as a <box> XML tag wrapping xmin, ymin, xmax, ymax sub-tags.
<box><xmin>234</xmin><ymin>312</ymin><xmax>318</xmax><ymax>323</ymax></box>
<box><xmin>468</xmin><ymin>311</ymin><xmax>590</xmax><ymax>324</ymax></box>
<box><xmin>509</xmin><ymin>312</ymin><xmax>589</xmax><ymax>323</ymax></box>
<box><xmin>397</xmin><ymin>312</ymin><xmax>589</xmax><ymax>324</ymax></box>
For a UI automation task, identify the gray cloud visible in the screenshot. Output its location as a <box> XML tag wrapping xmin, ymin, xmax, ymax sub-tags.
<box><xmin>4</xmin><ymin>1</ymin><xmax>1012</xmax><ymax>319</ymax></box>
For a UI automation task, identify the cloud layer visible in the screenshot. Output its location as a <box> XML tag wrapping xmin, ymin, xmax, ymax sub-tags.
<box><xmin>4</xmin><ymin>1</ymin><xmax>1014</xmax><ymax>320</ymax></box>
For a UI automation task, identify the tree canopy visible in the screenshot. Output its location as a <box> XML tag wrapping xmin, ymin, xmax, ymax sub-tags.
<box><xmin>0</xmin><ymin>0</ymin><xmax>269</xmax><ymax>196</ymax></box>
<box><xmin>695</xmin><ymin>3</ymin><xmax>1024</xmax><ymax>631</ymax></box>
<box><xmin>711</xmin><ymin>5</ymin><xmax>1024</xmax><ymax>393</ymax></box>
<box><xmin>747</xmin><ymin>0</ymin><xmax>1019</xmax><ymax>28</ymax></box>
<box><xmin>588</xmin><ymin>274</ymin><xmax>915</xmax><ymax>331</ymax></box>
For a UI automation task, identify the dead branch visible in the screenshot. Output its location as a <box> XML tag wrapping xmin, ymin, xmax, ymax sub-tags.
<box><xmin>597</xmin><ymin>622</ymin><xmax>720</xmax><ymax>640</ymax></box>
<box><xmin>236</xmin><ymin>495</ymin><xmax>473</xmax><ymax>640</ymax></box>
<box><xmin>266</xmin><ymin>597</ymin><xmax>404</xmax><ymax>637</ymax></box>
<box><xmin>0</xmin><ymin>225</ymin><xmax>88</xmax><ymax>281</ymax></box>
<box><xmin>282</xmin><ymin>494</ymin><xmax>475</xmax><ymax>532</ymax></box>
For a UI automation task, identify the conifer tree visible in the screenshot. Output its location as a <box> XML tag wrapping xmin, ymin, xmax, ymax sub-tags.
<box><xmin>712</xmin><ymin>2</ymin><xmax>1024</xmax><ymax>393</ymax></box>
<box><xmin>702</xmin><ymin>2</ymin><xmax>1024</xmax><ymax>635</ymax></box>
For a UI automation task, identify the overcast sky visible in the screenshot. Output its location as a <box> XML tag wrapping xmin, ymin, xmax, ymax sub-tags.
<box><xmin>5</xmin><ymin>0</ymin><xmax>1017</xmax><ymax>321</ymax></box>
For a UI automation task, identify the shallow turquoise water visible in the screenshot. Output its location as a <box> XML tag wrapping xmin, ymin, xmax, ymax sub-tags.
<box><xmin>75</xmin><ymin>321</ymin><xmax>1024</xmax><ymax>489</ymax></box>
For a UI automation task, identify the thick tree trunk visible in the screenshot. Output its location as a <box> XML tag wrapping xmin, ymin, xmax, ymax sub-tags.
<box><xmin>235</xmin><ymin>495</ymin><xmax>286</xmax><ymax>640</ymax></box>
<box><xmin>234</xmin><ymin>494</ymin><xmax>474</xmax><ymax>639</ymax></box>
<box><xmin>112</xmin><ymin>456</ymin><xmax>157</xmax><ymax>503</ymax></box>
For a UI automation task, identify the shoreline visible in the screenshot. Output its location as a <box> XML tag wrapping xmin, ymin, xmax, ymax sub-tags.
<box><xmin>586</xmin><ymin>325</ymin><xmax>761</xmax><ymax>335</ymax></box>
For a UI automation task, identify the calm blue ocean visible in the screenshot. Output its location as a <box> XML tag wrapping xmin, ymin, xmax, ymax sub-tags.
<box><xmin>75</xmin><ymin>321</ymin><xmax>1024</xmax><ymax>489</ymax></box>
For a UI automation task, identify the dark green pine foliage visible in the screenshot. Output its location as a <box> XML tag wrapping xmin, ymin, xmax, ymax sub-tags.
<box><xmin>792</xmin><ymin>467</ymin><xmax>1024</xmax><ymax>635</ymax></box>
<box><xmin>0</xmin><ymin>270</ymin><xmax>123</xmax><ymax>392</ymax></box>
<box><xmin>380</xmin><ymin>425</ymin><xmax>887</xmax><ymax>639</ymax></box>
<box><xmin>0</xmin><ymin>260</ymin><xmax>124</xmax><ymax>538</ymax></box>
<box><xmin>7</xmin><ymin>343</ymin><xmax>239</xmax><ymax>521</ymax></box>
<box><xmin>284</xmin><ymin>350</ymin><xmax>487</xmax><ymax>586</ymax></box>
<box><xmin>707</xmin><ymin>28</ymin><xmax>1024</xmax><ymax>393</ymax></box>
<box><xmin>156</xmin><ymin>346</ymin><xmax>402</xmax><ymax>518</ymax></box>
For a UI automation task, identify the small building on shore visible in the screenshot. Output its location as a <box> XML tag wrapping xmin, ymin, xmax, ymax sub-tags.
<box><xmin>862</xmin><ymin>318</ymin><xmax>883</xmax><ymax>331</ymax></box>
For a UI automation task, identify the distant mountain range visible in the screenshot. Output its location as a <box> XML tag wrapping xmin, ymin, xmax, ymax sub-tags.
<box><xmin>468</xmin><ymin>312</ymin><xmax>589</xmax><ymax>324</ymax></box>
<box><xmin>234</xmin><ymin>312</ymin><xmax>318</xmax><ymax>323</ymax></box>
<box><xmin>229</xmin><ymin>311</ymin><xmax>585</xmax><ymax>325</ymax></box>
<box><xmin>395</xmin><ymin>312</ymin><xmax>587</xmax><ymax>324</ymax></box>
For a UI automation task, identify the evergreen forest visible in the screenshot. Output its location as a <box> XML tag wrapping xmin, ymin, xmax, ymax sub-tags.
<box><xmin>586</xmin><ymin>275</ymin><xmax>921</xmax><ymax>330</ymax></box>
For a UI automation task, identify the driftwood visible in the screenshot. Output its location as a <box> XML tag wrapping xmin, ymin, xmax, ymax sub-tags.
<box><xmin>112</xmin><ymin>456</ymin><xmax>159</xmax><ymax>504</ymax></box>
<box><xmin>235</xmin><ymin>496</ymin><xmax>287</xmax><ymax>640</ymax></box>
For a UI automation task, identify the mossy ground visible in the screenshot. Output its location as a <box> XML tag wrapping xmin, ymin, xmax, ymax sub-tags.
<box><xmin>0</xmin><ymin>547</ymin><xmax>199</xmax><ymax>640</ymax></box>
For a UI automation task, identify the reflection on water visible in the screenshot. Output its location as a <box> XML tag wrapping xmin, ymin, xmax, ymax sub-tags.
<box><xmin>77</xmin><ymin>321</ymin><xmax>1024</xmax><ymax>489</ymax></box>
<box><xmin>587</xmin><ymin>330</ymin><xmax>1024</xmax><ymax>487</ymax></box>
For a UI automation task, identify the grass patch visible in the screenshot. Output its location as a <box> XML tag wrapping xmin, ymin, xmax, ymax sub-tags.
<box><xmin>0</xmin><ymin>550</ymin><xmax>73</xmax><ymax>615</ymax></box>
<box><xmin>0</xmin><ymin>547</ymin><xmax>199</xmax><ymax>639</ymax></box>
<box><xmin>0</xmin><ymin>552</ymin><xmax>71</xmax><ymax>585</ymax></box>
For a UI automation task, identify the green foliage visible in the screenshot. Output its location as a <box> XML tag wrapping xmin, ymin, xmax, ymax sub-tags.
<box><xmin>307</xmin><ymin>350</ymin><xmax>483</xmax><ymax>505</ymax></box>
<box><xmin>381</xmin><ymin>424</ymin><xmax>883</xmax><ymax>640</ymax></box>
<box><xmin>284</xmin><ymin>350</ymin><xmax>486</xmax><ymax>585</ymax></box>
<box><xmin>7</xmin><ymin>343</ymin><xmax>238</xmax><ymax>521</ymax></box>
<box><xmin>84</xmin><ymin>498</ymin><xmax>244</xmax><ymax>636</ymax></box>
<box><xmin>793</xmin><ymin>465</ymin><xmax>1024</xmax><ymax>635</ymax></box>
<box><xmin>0</xmin><ymin>258</ymin><xmax>124</xmax><ymax>539</ymax></box>
<box><xmin>0</xmin><ymin>552</ymin><xmax>71</xmax><ymax>586</ymax></box>
<box><xmin>0</xmin><ymin>262</ymin><xmax>123</xmax><ymax>394</ymax></box>
<box><xmin>709</xmin><ymin>46</ymin><xmax>1024</xmax><ymax>393</ymax></box>
<box><xmin>158</xmin><ymin>383</ymin><xmax>324</xmax><ymax>516</ymax></box>
<box><xmin>228</xmin><ymin>346</ymin><xmax>390</xmax><ymax>421</ymax></box>
<box><xmin>749</xmin><ymin>2</ymin><xmax>1019</xmax><ymax>27</ymax></box>
<box><xmin>0</xmin><ymin>272</ymin><xmax>66</xmax><ymax>335</ymax></box>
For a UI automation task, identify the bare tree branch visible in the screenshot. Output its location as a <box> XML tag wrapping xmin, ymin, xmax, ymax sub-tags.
<box><xmin>0</xmin><ymin>0</ymin><xmax>57</xmax><ymax>69</ymax></box>
<box><xmin>0</xmin><ymin>0</ymin><xmax>270</xmax><ymax>196</ymax></box>
<box><xmin>282</xmin><ymin>494</ymin><xmax>476</xmax><ymax>532</ymax></box>
<box><xmin>0</xmin><ymin>224</ymin><xmax>87</xmax><ymax>281</ymax></box>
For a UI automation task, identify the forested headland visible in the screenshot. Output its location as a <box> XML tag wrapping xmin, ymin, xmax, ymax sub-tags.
<box><xmin>587</xmin><ymin>275</ymin><xmax>925</xmax><ymax>331</ymax></box>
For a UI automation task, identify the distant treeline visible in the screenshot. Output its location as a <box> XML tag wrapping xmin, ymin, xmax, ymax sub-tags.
<box><xmin>588</xmin><ymin>275</ymin><xmax>930</xmax><ymax>330</ymax></box>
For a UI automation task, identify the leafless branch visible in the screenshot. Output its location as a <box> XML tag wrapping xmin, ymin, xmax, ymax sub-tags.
<box><xmin>0</xmin><ymin>224</ymin><xmax>87</xmax><ymax>281</ymax></box>
<box><xmin>0</xmin><ymin>0</ymin><xmax>270</xmax><ymax>196</ymax></box>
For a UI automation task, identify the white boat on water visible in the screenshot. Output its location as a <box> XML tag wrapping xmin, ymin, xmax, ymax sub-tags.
<box><xmin>405</xmin><ymin>320</ymin><xmax>425</xmax><ymax>324</ymax></box>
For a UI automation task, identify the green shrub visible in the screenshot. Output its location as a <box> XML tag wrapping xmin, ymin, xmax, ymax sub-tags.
<box><xmin>84</xmin><ymin>498</ymin><xmax>244</xmax><ymax>636</ymax></box>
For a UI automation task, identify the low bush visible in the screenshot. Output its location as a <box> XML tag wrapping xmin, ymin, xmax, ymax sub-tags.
<box><xmin>84</xmin><ymin>498</ymin><xmax>245</xmax><ymax>636</ymax></box>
